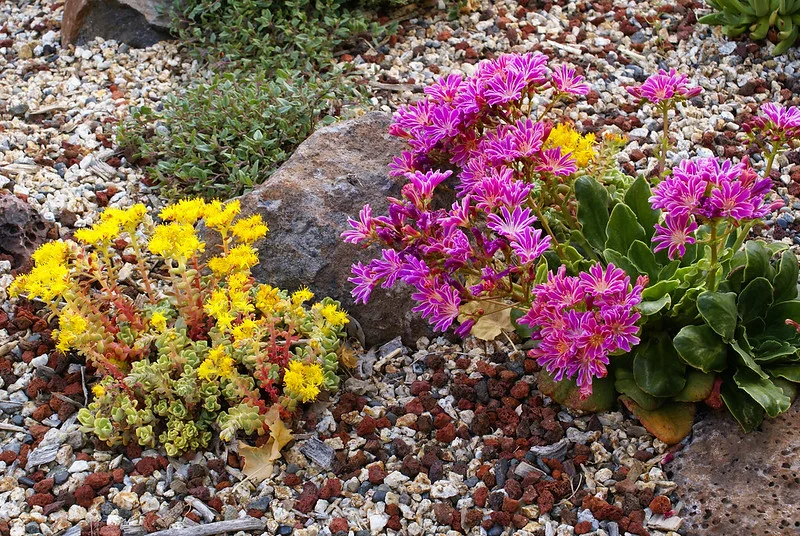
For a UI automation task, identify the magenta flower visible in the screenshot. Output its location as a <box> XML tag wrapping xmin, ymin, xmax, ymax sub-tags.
<box><xmin>389</xmin><ymin>151</ymin><xmax>418</xmax><ymax>177</ymax></box>
<box><xmin>411</xmin><ymin>278</ymin><xmax>461</xmax><ymax>332</ymax></box>
<box><xmin>423</xmin><ymin>106</ymin><xmax>462</xmax><ymax>145</ymax></box>
<box><xmin>424</xmin><ymin>73</ymin><xmax>464</xmax><ymax>104</ymax></box>
<box><xmin>756</xmin><ymin>102</ymin><xmax>800</xmax><ymax>131</ymax></box>
<box><xmin>485</xmin><ymin>70</ymin><xmax>527</xmax><ymax>106</ymax></box>
<box><xmin>349</xmin><ymin>261</ymin><xmax>381</xmax><ymax>304</ymax></box>
<box><xmin>509</xmin><ymin>118</ymin><xmax>546</xmax><ymax>158</ymax></box>
<box><xmin>600</xmin><ymin>307</ymin><xmax>641</xmax><ymax>352</ymax></box>
<box><xmin>652</xmin><ymin>212</ymin><xmax>698</xmax><ymax>260</ymax></box>
<box><xmin>342</xmin><ymin>205</ymin><xmax>375</xmax><ymax>244</ymax></box>
<box><xmin>708</xmin><ymin>180</ymin><xmax>757</xmax><ymax>220</ymax></box>
<box><xmin>535</xmin><ymin>147</ymin><xmax>578</xmax><ymax>176</ymax></box>
<box><xmin>486</xmin><ymin>206</ymin><xmax>537</xmax><ymax>239</ymax></box>
<box><xmin>372</xmin><ymin>249</ymin><xmax>405</xmax><ymax>288</ymax></box>
<box><xmin>649</xmin><ymin>173</ymin><xmax>706</xmax><ymax>217</ymax></box>
<box><xmin>550</xmin><ymin>64</ymin><xmax>590</xmax><ymax>96</ymax></box>
<box><xmin>578</xmin><ymin>263</ymin><xmax>627</xmax><ymax>299</ymax></box>
<box><xmin>512</xmin><ymin>52</ymin><xmax>548</xmax><ymax>85</ymax></box>
<box><xmin>511</xmin><ymin>228</ymin><xmax>550</xmax><ymax>265</ymax></box>
<box><xmin>627</xmin><ymin>69</ymin><xmax>702</xmax><ymax>105</ymax></box>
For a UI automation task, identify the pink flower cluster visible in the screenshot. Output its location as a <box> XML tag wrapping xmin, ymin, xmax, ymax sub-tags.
<box><xmin>626</xmin><ymin>68</ymin><xmax>702</xmax><ymax>105</ymax></box>
<box><xmin>518</xmin><ymin>264</ymin><xmax>645</xmax><ymax>397</ymax></box>
<box><xmin>344</xmin><ymin>53</ymin><xmax>592</xmax><ymax>334</ymax></box>
<box><xmin>745</xmin><ymin>103</ymin><xmax>800</xmax><ymax>141</ymax></box>
<box><xmin>649</xmin><ymin>157</ymin><xmax>778</xmax><ymax>259</ymax></box>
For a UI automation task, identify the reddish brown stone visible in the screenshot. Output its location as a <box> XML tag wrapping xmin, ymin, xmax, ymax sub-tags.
<box><xmin>649</xmin><ymin>495</ymin><xmax>671</xmax><ymax>515</ymax></box>
<box><xmin>111</xmin><ymin>468</ymin><xmax>125</xmax><ymax>483</ymax></box>
<box><xmin>74</xmin><ymin>485</ymin><xmax>95</xmax><ymax>508</ymax></box>
<box><xmin>575</xmin><ymin>521</ymin><xmax>593</xmax><ymax>535</ymax></box>
<box><xmin>367</xmin><ymin>464</ymin><xmax>387</xmax><ymax>484</ymax></box>
<box><xmin>474</xmin><ymin>486</ymin><xmax>489</xmax><ymax>508</ymax></box>
<box><xmin>284</xmin><ymin>473</ymin><xmax>300</xmax><ymax>487</ymax></box>
<box><xmin>386</xmin><ymin>515</ymin><xmax>402</xmax><ymax>531</ymax></box>
<box><xmin>537</xmin><ymin>490</ymin><xmax>554</xmax><ymax>514</ymax></box>
<box><xmin>330</xmin><ymin>517</ymin><xmax>348</xmax><ymax>533</ymax></box>
<box><xmin>294</xmin><ymin>482</ymin><xmax>319</xmax><ymax>514</ymax></box>
<box><xmin>502</xmin><ymin>496</ymin><xmax>520</xmax><ymax>513</ymax></box>
<box><xmin>357</xmin><ymin>415</ymin><xmax>377</xmax><ymax>436</ymax></box>
<box><xmin>465</xmin><ymin>509</ymin><xmax>484</xmax><ymax>528</ymax></box>
<box><xmin>410</xmin><ymin>380</ymin><xmax>431</xmax><ymax>395</ymax></box>
<box><xmin>27</xmin><ymin>493</ymin><xmax>54</xmax><ymax>507</ymax></box>
<box><xmin>85</xmin><ymin>472</ymin><xmax>112</xmax><ymax>490</ymax></box>
<box><xmin>33</xmin><ymin>478</ymin><xmax>54</xmax><ymax>494</ymax></box>
<box><xmin>435</xmin><ymin>423</ymin><xmax>456</xmax><ymax>443</ymax></box>
<box><xmin>99</xmin><ymin>526</ymin><xmax>121</xmax><ymax>536</ymax></box>
<box><xmin>319</xmin><ymin>478</ymin><xmax>342</xmax><ymax>500</ymax></box>
<box><xmin>135</xmin><ymin>457</ymin><xmax>159</xmax><ymax>476</ymax></box>
<box><xmin>0</xmin><ymin>451</ymin><xmax>16</xmax><ymax>464</ymax></box>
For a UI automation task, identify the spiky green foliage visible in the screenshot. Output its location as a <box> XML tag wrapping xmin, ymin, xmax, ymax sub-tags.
<box><xmin>699</xmin><ymin>0</ymin><xmax>800</xmax><ymax>55</ymax></box>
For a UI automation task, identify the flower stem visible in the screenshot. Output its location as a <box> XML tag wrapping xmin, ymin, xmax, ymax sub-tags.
<box><xmin>657</xmin><ymin>105</ymin><xmax>670</xmax><ymax>180</ymax></box>
<box><xmin>706</xmin><ymin>223</ymin><xmax>719</xmax><ymax>291</ymax></box>
<box><xmin>764</xmin><ymin>147</ymin><xmax>778</xmax><ymax>177</ymax></box>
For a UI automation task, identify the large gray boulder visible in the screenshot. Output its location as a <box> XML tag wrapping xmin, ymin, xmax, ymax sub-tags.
<box><xmin>669</xmin><ymin>403</ymin><xmax>800</xmax><ymax>534</ymax></box>
<box><xmin>238</xmin><ymin>112</ymin><xmax>432</xmax><ymax>347</ymax></box>
<box><xmin>61</xmin><ymin>0</ymin><xmax>172</xmax><ymax>48</ymax></box>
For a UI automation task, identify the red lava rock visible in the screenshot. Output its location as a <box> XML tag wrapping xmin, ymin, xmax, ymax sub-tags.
<box><xmin>465</xmin><ymin>509</ymin><xmax>484</xmax><ymax>528</ymax></box>
<box><xmin>583</xmin><ymin>495</ymin><xmax>624</xmax><ymax>521</ymax></box>
<box><xmin>330</xmin><ymin>517</ymin><xmax>348</xmax><ymax>533</ymax></box>
<box><xmin>284</xmin><ymin>473</ymin><xmax>301</xmax><ymax>487</ymax></box>
<box><xmin>434</xmin><ymin>502</ymin><xmax>454</xmax><ymax>525</ymax></box>
<box><xmin>435</xmin><ymin>423</ymin><xmax>456</xmax><ymax>443</ymax></box>
<box><xmin>111</xmin><ymin>468</ymin><xmax>125</xmax><ymax>483</ymax></box>
<box><xmin>474</xmin><ymin>486</ymin><xmax>489</xmax><ymax>508</ymax></box>
<box><xmin>135</xmin><ymin>457</ymin><xmax>159</xmax><ymax>477</ymax></box>
<box><xmin>416</xmin><ymin>414</ymin><xmax>433</xmax><ymax>433</ymax></box>
<box><xmin>294</xmin><ymin>482</ymin><xmax>320</xmax><ymax>514</ymax></box>
<box><xmin>74</xmin><ymin>485</ymin><xmax>95</xmax><ymax>508</ymax></box>
<box><xmin>27</xmin><ymin>493</ymin><xmax>54</xmax><ymax>507</ymax></box>
<box><xmin>615</xmin><ymin>479</ymin><xmax>637</xmax><ymax>495</ymax></box>
<box><xmin>410</xmin><ymin>380</ymin><xmax>431</xmax><ymax>395</ymax></box>
<box><xmin>490</xmin><ymin>511</ymin><xmax>511</xmax><ymax>527</ymax></box>
<box><xmin>386</xmin><ymin>515</ymin><xmax>402</xmax><ymax>531</ymax></box>
<box><xmin>465</xmin><ymin>47</ymin><xmax>479</xmax><ymax>59</ymax></box>
<box><xmin>187</xmin><ymin>486</ymin><xmax>211</xmax><ymax>501</ymax></box>
<box><xmin>0</xmin><ymin>451</ymin><xmax>16</xmax><ymax>464</ymax></box>
<box><xmin>502</xmin><ymin>496</ymin><xmax>520</xmax><ymax>513</ymax></box>
<box><xmin>85</xmin><ymin>472</ymin><xmax>112</xmax><ymax>490</ymax></box>
<box><xmin>319</xmin><ymin>478</ymin><xmax>342</xmax><ymax>500</ymax></box>
<box><xmin>575</xmin><ymin>521</ymin><xmax>593</xmax><ymax>535</ymax></box>
<box><xmin>404</xmin><ymin>398</ymin><xmax>424</xmax><ymax>415</ymax></box>
<box><xmin>504</xmin><ymin>479</ymin><xmax>523</xmax><ymax>500</ymax></box>
<box><xmin>207</xmin><ymin>497</ymin><xmax>223</xmax><ymax>512</ymax></box>
<box><xmin>510</xmin><ymin>382</ymin><xmax>530</xmax><ymax>399</ymax></box>
<box><xmin>437</xmin><ymin>30</ymin><xmax>451</xmax><ymax>41</ymax></box>
<box><xmin>26</xmin><ymin>377</ymin><xmax>48</xmax><ymax>399</ymax></box>
<box><xmin>33</xmin><ymin>478</ymin><xmax>54</xmax><ymax>494</ymax></box>
<box><xmin>537</xmin><ymin>490</ymin><xmax>554</xmax><ymax>514</ymax></box>
<box><xmin>357</xmin><ymin>416</ymin><xmax>377</xmax><ymax>436</ymax></box>
<box><xmin>433</xmin><ymin>412</ymin><xmax>451</xmax><ymax>429</ymax></box>
<box><xmin>368</xmin><ymin>464</ymin><xmax>387</xmax><ymax>484</ymax></box>
<box><xmin>99</xmin><ymin>526</ymin><xmax>121</xmax><ymax>536</ymax></box>
<box><xmin>649</xmin><ymin>495</ymin><xmax>671</xmax><ymax>515</ymax></box>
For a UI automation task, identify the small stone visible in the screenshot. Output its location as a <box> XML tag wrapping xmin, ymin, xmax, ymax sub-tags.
<box><xmin>369</xmin><ymin>513</ymin><xmax>389</xmax><ymax>533</ymax></box>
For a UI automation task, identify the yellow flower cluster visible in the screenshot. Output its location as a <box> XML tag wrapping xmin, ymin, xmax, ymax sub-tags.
<box><xmin>545</xmin><ymin>123</ymin><xmax>597</xmax><ymax>167</ymax></box>
<box><xmin>55</xmin><ymin>311</ymin><xmax>88</xmax><ymax>352</ymax></box>
<box><xmin>74</xmin><ymin>204</ymin><xmax>147</xmax><ymax>245</ymax></box>
<box><xmin>148</xmin><ymin>222</ymin><xmax>205</xmax><ymax>263</ymax></box>
<box><xmin>204</xmin><ymin>272</ymin><xmax>253</xmax><ymax>331</ymax></box>
<box><xmin>283</xmin><ymin>360</ymin><xmax>324</xmax><ymax>402</ymax></box>
<box><xmin>150</xmin><ymin>312</ymin><xmax>168</xmax><ymax>332</ymax></box>
<box><xmin>318</xmin><ymin>303</ymin><xmax>349</xmax><ymax>327</ymax></box>
<box><xmin>208</xmin><ymin>244</ymin><xmax>259</xmax><ymax>276</ymax></box>
<box><xmin>8</xmin><ymin>241</ymin><xmax>71</xmax><ymax>302</ymax></box>
<box><xmin>198</xmin><ymin>346</ymin><xmax>235</xmax><ymax>380</ymax></box>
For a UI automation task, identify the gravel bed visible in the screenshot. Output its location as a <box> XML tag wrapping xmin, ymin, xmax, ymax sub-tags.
<box><xmin>1</xmin><ymin>0</ymin><xmax>799</xmax><ymax>535</ymax></box>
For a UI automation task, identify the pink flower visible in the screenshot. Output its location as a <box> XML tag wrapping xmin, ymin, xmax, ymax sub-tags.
<box><xmin>600</xmin><ymin>306</ymin><xmax>641</xmax><ymax>352</ymax></box>
<box><xmin>512</xmin><ymin>52</ymin><xmax>548</xmax><ymax>85</ymax></box>
<box><xmin>652</xmin><ymin>213</ymin><xmax>698</xmax><ymax>260</ymax></box>
<box><xmin>550</xmin><ymin>64</ymin><xmax>590</xmax><ymax>96</ymax></box>
<box><xmin>509</xmin><ymin>118</ymin><xmax>547</xmax><ymax>158</ymax></box>
<box><xmin>424</xmin><ymin>73</ymin><xmax>464</xmax><ymax>104</ymax></box>
<box><xmin>372</xmin><ymin>249</ymin><xmax>405</xmax><ymax>288</ymax></box>
<box><xmin>411</xmin><ymin>278</ymin><xmax>461</xmax><ymax>332</ymax></box>
<box><xmin>511</xmin><ymin>228</ymin><xmax>551</xmax><ymax>265</ymax></box>
<box><xmin>389</xmin><ymin>151</ymin><xmax>418</xmax><ymax>177</ymax></box>
<box><xmin>485</xmin><ymin>70</ymin><xmax>527</xmax><ymax>106</ymax></box>
<box><xmin>578</xmin><ymin>263</ymin><xmax>627</xmax><ymax>299</ymax></box>
<box><xmin>342</xmin><ymin>205</ymin><xmax>375</xmax><ymax>244</ymax></box>
<box><xmin>349</xmin><ymin>261</ymin><xmax>381</xmax><ymax>304</ymax></box>
<box><xmin>423</xmin><ymin>106</ymin><xmax>462</xmax><ymax>145</ymax></box>
<box><xmin>708</xmin><ymin>180</ymin><xmax>757</xmax><ymax>220</ymax></box>
<box><xmin>627</xmin><ymin>69</ymin><xmax>702</xmax><ymax>105</ymax></box>
<box><xmin>758</xmin><ymin>102</ymin><xmax>800</xmax><ymax>131</ymax></box>
<box><xmin>535</xmin><ymin>147</ymin><xmax>578</xmax><ymax>176</ymax></box>
<box><xmin>486</xmin><ymin>206</ymin><xmax>538</xmax><ymax>239</ymax></box>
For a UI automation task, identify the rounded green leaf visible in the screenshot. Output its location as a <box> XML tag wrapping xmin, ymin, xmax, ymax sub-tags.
<box><xmin>720</xmin><ymin>381</ymin><xmax>764</xmax><ymax>433</ymax></box>
<box><xmin>733</xmin><ymin>367</ymin><xmax>791</xmax><ymax>418</ymax></box>
<box><xmin>623</xmin><ymin>177</ymin><xmax>660</xmax><ymax>240</ymax></box>
<box><xmin>673</xmin><ymin>370</ymin><xmax>716</xmax><ymax>402</ymax></box>
<box><xmin>615</xmin><ymin>368</ymin><xmax>664</xmax><ymax>410</ymax></box>
<box><xmin>619</xmin><ymin>396</ymin><xmax>695</xmax><ymax>445</ymax></box>
<box><xmin>537</xmin><ymin>370</ymin><xmax>616</xmax><ymax>412</ymax></box>
<box><xmin>773</xmin><ymin>250</ymin><xmax>799</xmax><ymax>303</ymax></box>
<box><xmin>633</xmin><ymin>337</ymin><xmax>687</xmax><ymax>397</ymax></box>
<box><xmin>575</xmin><ymin>176</ymin><xmax>609</xmax><ymax>252</ymax></box>
<box><xmin>737</xmin><ymin>277</ymin><xmax>774</xmax><ymax>324</ymax></box>
<box><xmin>673</xmin><ymin>324</ymin><xmax>728</xmax><ymax>373</ymax></box>
<box><xmin>605</xmin><ymin>204</ymin><xmax>645</xmax><ymax>255</ymax></box>
<box><xmin>697</xmin><ymin>291</ymin><xmax>738</xmax><ymax>342</ymax></box>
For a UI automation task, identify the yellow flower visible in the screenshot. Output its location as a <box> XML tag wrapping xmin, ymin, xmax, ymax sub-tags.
<box><xmin>197</xmin><ymin>359</ymin><xmax>216</xmax><ymax>381</ymax></box>
<box><xmin>204</xmin><ymin>289</ymin><xmax>234</xmax><ymax>330</ymax></box>
<box><xmin>74</xmin><ymin>218</ymin><xmax>120</xmax><ymax>245</ymax></box>
<box><xmin>231</xmin><ymin>215</ymin><xmax>268</xmax><ymax>244</ymax></box>
<box><xmin>283</xmin><ymin>361</ymin><xmax>324</xmax><ymax>403</ymax></box>
<box><xmin>232</xmin><ymin>318</ymin><xmax>259</xmax><ymax>341</ymax></box>
<box><xmin>92</xmin><ymin>384</ymin><xmax>106</xmax><ymax>398</ymax></box>
<box><xmin>204</xmin><ymin>200</ymin><xmax>240</xmax><ymax>231</ymax></box>
<box><xmin>159</xmin><ymin>198</ymin><xmax>207</xmax><ymax>225</ymax></box>
<box><xmin>10</xmin><ymin>262</ymin><xmax>70</xmax><ymax>302</ymax></box>
<box><xmin>198</xmin><ymin>346</ymin><xmax>235</xmax><ymax>380</ymax></box>
<box><xmin>320</xmin><ymin>303</ymin><xmax>349</xmax><ymax>327</ymax></box>
<box><xmin>545</xmin><ymin>123</ymin><xmax>597</xmax><ymax>167</ymax></box>
<box><xmin>207</xmin><ymin>245</ymin><xmax>259</xmax><ymax>276</ymax></box>
<box><xmin>150</xmin><ymin>312</ymin><xmax>168</xmax><ymax>332</ymax></box>
<box><xmin>31</xmin><ymin>240</ymin><xmax>70</xmax><ymax>266</ymax></box>
<box><xmin>55</xmin><ymin>312</ymin><xmax>88</xmax><ymax>352</ymax></box>
<box><xmin>255</xmin><ymin>285</ymin><xmax>281</xmax><ymax>313</ymax></box>
<box><xmin>148</xmin><ymin>223</ymin><xmax>205</xmax><ymax>262</ymax></box>
<box><xmin>292</xmin><ymin>287</ymin><xmax>314</xmax><ymax>306</ymax></box>
<box><xmin>101</xmin><ymin>204</ymin><xmax>147</xmax><ymax>231</ymax></box>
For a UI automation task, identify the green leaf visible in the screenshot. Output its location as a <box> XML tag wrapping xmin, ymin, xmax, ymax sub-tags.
<box><xmin>697</xmin><ymin>291</ymin><xmax>738</xmax><ymax>342</ymax></box>
<box><xmin>763</xmin><ymin>300</ymin><xmax>800</xmax><ymax>340</ymax></box>
<box><xmin>730</xmin><ymin>333</ymin><xmax>769</xmax><ymax>379</ymax></box>
<box><xmin>743</xmin><ymin>240</ymin><xmax>772</xmax><ymax>283</ymax></box>
<box><xmin>575</xmin><ymin>176</ymin><xmax>610</xmax><ymax>252</ymax></box>
<box><xmin>638</xmin><ymin>295</ymin><xmax>671</xmax><ymax>316</ymax></box>
<box><xmin>752</xmin><ymin>338</ymin><xmax>798</xmax><ymax>363</ymax></box>
<box><xmin>628</xmin><ymin>240</ymin><xmax>659</xmax><ymax>281</ymax></box>
<box><xmin>510</xmin><ymin>308</ymin><xmax>534</xmax><ymax>340</ymax></box>
<box><xmin>534</xmin><ymin>261</ymin><xmax>549</xmax><ymax>285</ymax></box>
<box><xmin>619</xmin><ymin>396</ymin><xmax>695</xmax><ymax>445</ymax></box>
<box><xmin>633</xmin><ymin>337</ymin><xmax>687</xmax><ymax>397</ymax></box>
<box><xmin>720</xmin><ymin>381</ymin><xmax>764</xmax><ymax>432</ymax></box>
<box><xmin>773</xmin><ymin>250</ymin><xmax>799</xmax><ymax>303</ymax></box>
<box><xmin>603</xmin><ymin>249</ymin><xmax>640</xmax><ymax>280</ymax></box>
<box><xmin>658</xmin><ymin>260</ymin><xmax>680</xmax><ymax>282</ymax></box>
<box><xmin>537</xmin><ymin>370</ymin><xmax>616</xmax><ymax>412</ymax></box>
<box><xmin>673</xmin><ymin>370</ymin><xmax>716</xmax><ymax>402</ymax></box>
<box><xmin>614</xmin><ymin>368</ymin><xmax>664</xmax><ymax>410</ymax></box>
<box><xmin>737</xmin><ymin>277</ymin><xmax>774</xmax><ymax>325</ymax></box>
<box><xmin>641</xmin><ymin>279</ymin><xmax>680</xmax><ymax>301</ymax></box>
<box><xmin>623</xmin><ymin>177</ymin><xmax>660</xmax><ymax>240</ymax></box>
<box><xmin>673</xmin><ymin>324</ymin><xmax>728</xmax><ymax>373</ymax></box>
<box><xmin>769</xmin><ymin>364</ymin><xmax>800</xmax><ymax>382</ymax></box>
<box><xmin>605</xmin><ymin>203</ymin><xmax>646</xmax><ymax>254</ymax></box>
<box><xmin>733</xmin><ymin>367</ymin><xmax>791</xmax><ymax>417</ymax></box>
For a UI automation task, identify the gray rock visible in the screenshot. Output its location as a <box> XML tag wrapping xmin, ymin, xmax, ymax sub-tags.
<box><xmin>0</xmin><ymin>192</ymin><xmax>54</xmax><ymax>270</ymax></box>
<box><xmin>9</xmin><ymin>104</ymin><xmax>29</xmax><ymax>117</ymax></box>
<box><xmin>25</xmin><ymin>444</ymin><xmax>59</xmax><ymax>470</ymax></box>
<box><xmin>61</xmin><ymin>0</ymin><xmax>172</xmax><ymax>48</ymax></box>
<box><xmin>670</xmin><ymin>402</ymin><xmax>800</xmax><ymax>535</ymax></box>
<box><xmin>299</xmin><ymin>437</ymin><xmax>335</xmax><ymax>470</ymax></box>
<box><xmin>236</xmin><ymin>112</ymin><xmax>434</xmax><ymax>346</ymax></box>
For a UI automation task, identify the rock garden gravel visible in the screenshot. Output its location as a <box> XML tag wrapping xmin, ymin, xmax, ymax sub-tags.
<box><xmin>1</xmin><ymin>0</ymin><xmax>799</xmax><ymax>535</ymax></box>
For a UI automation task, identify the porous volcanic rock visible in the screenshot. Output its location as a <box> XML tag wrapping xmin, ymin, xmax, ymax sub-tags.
<box><xmin>237</xmin><ymin>112</ymin><xmax>433</xmax><ymax>347</ymax></box>
<box><xmin>61</xmin><ymin>0</ymin><xmax>172</xmax><ymax>47</ymax></box>
<box><xmin>669</xmin><ymin>403</ymin><xmax>800</xmax><ymax>535</ymax></box>
<box><xmin>0</xmin><ymin>193</ymin><xmax>54</xmax><ymax>270</ymax></box>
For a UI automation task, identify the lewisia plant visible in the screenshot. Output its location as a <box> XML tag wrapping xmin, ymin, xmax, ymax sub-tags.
<box><xmin>346</xmin><ymin>58</ymin><xmax>800</xmax><ymax>440</ymax></box>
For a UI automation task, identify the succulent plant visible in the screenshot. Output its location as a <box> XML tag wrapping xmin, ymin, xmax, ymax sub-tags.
<box><xmin>699</xmin><ymin>0</ymin><xmax>800</xmax><ymax>55</ymax></box>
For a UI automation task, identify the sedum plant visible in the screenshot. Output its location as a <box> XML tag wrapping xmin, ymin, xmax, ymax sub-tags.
<box><xmin>345</xmin><ymin>54</ymin><xmax>800</xmax><ymax>442</ymax></box>
<box><xmin>699</xmin><ymin>0</ymin><xmax>800</xmax><ymax>55</ymax></box>
<box><xmin>11</xmin><ymin>199</ymin><xmax>348</xmax><ymax>456</ymax></box>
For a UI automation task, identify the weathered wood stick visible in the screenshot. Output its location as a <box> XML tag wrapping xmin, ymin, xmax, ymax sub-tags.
<box><xmin>129</xmin><ymin>518</ymin><xmax>267</xmax><ymax>536</ymax></box>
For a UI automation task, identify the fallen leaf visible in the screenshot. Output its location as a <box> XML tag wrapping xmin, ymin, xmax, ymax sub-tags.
<box><xmin>238</xmin><ymin>406</ymin><xmax>294</xmax><ymax>483</ymax></box>
<box><xmin>338</xmin><ymin>342</ymin><xmax>358</xmax><ymax>369</ymax></box>
<box><xmin>458</xmin><ymin>300</ymin><xmax>513</xmax><ymax>341</ymax></box>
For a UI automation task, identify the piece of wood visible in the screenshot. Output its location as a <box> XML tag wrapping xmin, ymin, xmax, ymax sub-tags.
<box><xmin>129</xmin><ymin>517</ymin><xmax>267</xmax><ymax>536</ymax></box>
